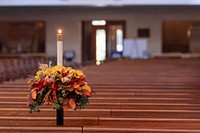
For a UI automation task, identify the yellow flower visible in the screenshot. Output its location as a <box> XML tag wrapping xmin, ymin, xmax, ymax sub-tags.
<box><xmin>50</xmin><ymin>66</ymin><xmax>63</xmax><ymax>75</ymax></box>
<box><xmin>35</xmin><ymin>70</ymin><xmax>42</xmax><ymax>79</ymax></box>
<box><xmin>54</xmin><ymin>66</ymin><xmax>63</xmax><ymax>72</ymax></box>
<box><xmin>62</xmin><ymin>67</ymin><xmax>68</xmax><ymax>73</ymax></box>
<box><xmin>74</xmin><ymin>70</ymin><xmax>84</xmax><ymax>78</ymax></box>
<box><xmin>43</xmin><ymin>68</ymin><xmax>51</xmax><ymax>76</ymax></box>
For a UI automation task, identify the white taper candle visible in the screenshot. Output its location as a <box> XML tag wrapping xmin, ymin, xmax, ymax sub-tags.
<box><xmin>57</xmin><ymin>29</ymin><xmax>63</xmax><ymax>66</ymax></box>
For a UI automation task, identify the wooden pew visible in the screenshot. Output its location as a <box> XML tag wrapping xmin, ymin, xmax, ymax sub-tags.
<box><xmin>0</xmin><ymin>57</ymin><xmax>56</xmax><ymax>82</ymax></box>
<box><xmin>0</xmin><ymin>59</ymin><xmax>200</xmax><ymax>132</ymax></box>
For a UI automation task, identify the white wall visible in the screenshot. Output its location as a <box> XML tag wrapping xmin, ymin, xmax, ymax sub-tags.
<box><xmin>1</xmin><ymin>6</ymin><xmax>200</xmax><ymax>63</ymax></box>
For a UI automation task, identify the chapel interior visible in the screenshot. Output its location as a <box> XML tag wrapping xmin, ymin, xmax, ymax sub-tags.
<box><xmin>0</xmin><ymin>1</ymin><xmax>200</xmax><ymax>132</ymax></box>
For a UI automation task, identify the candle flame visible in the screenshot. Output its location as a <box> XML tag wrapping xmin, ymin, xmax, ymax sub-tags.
<box><xmin>58</xmin><ymin>29</ymin><xmax>62</xmax><ymax>34</ymax></box>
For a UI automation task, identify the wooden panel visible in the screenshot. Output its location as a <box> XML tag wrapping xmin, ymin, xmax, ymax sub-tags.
<box><xmin>0</xmin><ymin>21</ymin><xmax>45</xmax><ymax>53</ymax></box>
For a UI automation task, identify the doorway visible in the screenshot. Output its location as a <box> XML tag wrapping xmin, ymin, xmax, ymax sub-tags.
<box><xmin>93</xmin><ymin>26</ymin><xmax>106</xmax><ymax>64</ymax></box>
<box><xmin>82</xmin><ymin>20</ymin><xmax>126</xmax><ymax>63</ymax></box>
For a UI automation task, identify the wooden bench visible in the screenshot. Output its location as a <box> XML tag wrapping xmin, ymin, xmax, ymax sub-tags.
<box><xmin>0</xmin><ymin>59</ymin><xmax>200</xmax><ymax>132</ymax></box>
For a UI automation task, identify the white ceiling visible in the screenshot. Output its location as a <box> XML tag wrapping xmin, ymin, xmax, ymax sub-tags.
<box><xmin>1</xmin><ymin>0</ymin><xmax>200</xmax><ymax>7</ymax></box>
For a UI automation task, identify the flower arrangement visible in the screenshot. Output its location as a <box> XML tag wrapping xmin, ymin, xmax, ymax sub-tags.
<box><xmin>28</xmin><ymin>62</ymin><xmax>92</xmax><ymax>113</ymax></box>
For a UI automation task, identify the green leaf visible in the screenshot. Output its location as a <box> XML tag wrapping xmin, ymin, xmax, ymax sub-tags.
<box><xmin>58</xmin><ymin>97</ymin><xmax>64</xmax><ymax>104</ymax></box>
<box><xmin>52</xmin><ymin>103</ymin><xmax>60</xmax><ymax>110</ymax></box>
<box><xmin>29</xmin><ymin>104</ymin><xmax>40</xmax><ymax>113</ymax></box>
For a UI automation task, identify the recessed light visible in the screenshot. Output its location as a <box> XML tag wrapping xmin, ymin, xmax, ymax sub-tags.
<box><xmin>92</xmin><ymin>20</ymin><xmax>106</xmax><ymax>26</ymax></box>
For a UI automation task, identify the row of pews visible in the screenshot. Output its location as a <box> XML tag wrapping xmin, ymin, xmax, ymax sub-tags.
<box><xmin>0</xmin><ymin>59</ymin><xmax>200</xmax><ymax>132</ymax></box>
<box><xmin>0</xmin><ymin>57</ymin><xmax>56</xmax><ymax>82</ymax></box>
